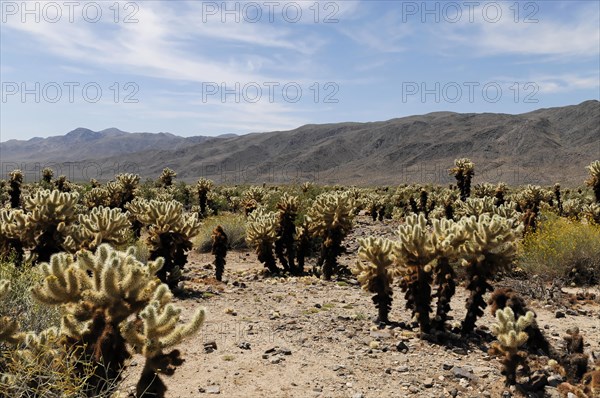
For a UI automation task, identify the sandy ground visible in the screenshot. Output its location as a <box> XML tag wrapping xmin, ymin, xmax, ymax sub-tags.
<box><xmin>120</xmin><ymin>216</ymin><xmax>600</xmax><ymax>398</ymax></box>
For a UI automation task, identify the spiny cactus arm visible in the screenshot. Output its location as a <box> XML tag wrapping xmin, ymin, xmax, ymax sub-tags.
<box><xmin>31</xmin><ymin>253</ymin><xmax>89</xmax><ymax>304</ymax></box>
<box><xmin>394</xmin><ymin>213</ymin><xmax>438</xmax><ymax>267</ymax></box>
<box><xmin>122</xmin><ymin>285</ymin><xmax>206</xmax><ymax>358</ymax></box>
<box><xmin>491</xmin><ymin>307</ymin><xmax>534</xmax><ymax>349</ymax></box>
<box><xmin>78</xmin><ymin>206</ymin><xmax>132</xmax><ymax>248</ymax></box>
<box><xmin>353</xmin><ymin>237</ymin><xmax>395</xmax><ymax>292</ymax></box>
<box><xmin>246</xmin><ymin>210</ymin><xmax>278</xmax><ymax>247</ymax></box>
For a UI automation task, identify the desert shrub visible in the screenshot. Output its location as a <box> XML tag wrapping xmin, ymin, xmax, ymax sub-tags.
<box><xmin>195</xmin><ymin>213</ymin><xmax>247</xmax><ymax>252</ymax></box>
<box><xmin>519</xmin><ymin>212</ymin><xmax>600</xmax><ymax>285</ymax></box>
<box><xmin>0</xmin><ymin>258</ymin><xmax>60</xmax><ymax>334</ymax></box>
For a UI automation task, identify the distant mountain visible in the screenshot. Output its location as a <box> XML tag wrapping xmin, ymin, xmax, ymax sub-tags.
<box><xmin>0</xmin><ymin>128</ymin><xmax>222</xmax><ymax>163</ymax></box>
<box><xmin>1</xmin><ymin>101</ymin><xmax>598</xmax><ymax>186</ymax></box>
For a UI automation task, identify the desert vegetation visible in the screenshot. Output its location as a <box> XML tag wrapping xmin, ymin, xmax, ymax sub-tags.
<box><xmin>0</xmin><ymin>159</ymin><xmax>599</xmax><ymax>397</ymax></box>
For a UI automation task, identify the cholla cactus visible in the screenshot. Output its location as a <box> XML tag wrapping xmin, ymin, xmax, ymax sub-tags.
<box><xmin>295</xmin><ymin>222</ymin><xmax>311</xmax><ymax>275</ymax></box>
<box><xmin>115</xmin><ymin>173</ymin><xmax>140</xmax><ymax>209</ymax></box>
<box><xmin>586</xmin><ymin>160</ymin><xmax>600</xmax><ymax>203</ymax></box>
<box><xmin>8</xmin><ymin>169</ymin><xmax>23</xmax><ymax>209</ymax></box>
<box><xmin>514</xmin><ymin>185</ymin><xmax>552</xmax><ymax>234</ymax></box>
<box><xmin>41</xmin><ymin>167</ymin><xmax>54</xmax><ymax>184</ymax></box>
<box><xmin>0</xmin><ymin>209</ymin><xmax>26</xmax><ymax>263</ymax></box>
<box><xmin>449</xmin><ymin>158</ymin><xmax>474</xmax><ymax>202</ymax></box>
<box><xmin>127</xmin><ymin>199</ymin><xmax>201</xmax><ymax>288</ymax></box>
<box><xmin>196</xmin><ymin>178</ymin><xmax>214</xmax><ymax>216</ymax></box>
<box><xmin>393</xmin><ymin>214</ymin><xmax>464</xmax><ymax>333</ymax></box>
<box><xmin>66</xmin><ymin>206</ymin><xmax>132</xmax><ymax>251</ymax></box>
<box><xmin>353</xmin><ymin>237</ymin><xmax>396</xmax><ymax>323</ymax></box>
<box><xmin>275</xmin><ymin>193</ymin><xmax>299</xmax><ymax>274</ymax></box>
<box><xmin>246</xmin><ymin>208</ymin><xmax>279</xmax><ymax>274</ymax></box>
<box><xmin>21</xmin><ymin>189</ymin><xmax>80</xmax><ymax>262</ymax></box>
<box><xmin>583</xmin><ymin>203</ymin><xmax>600</xmax><ymax>225</ymax></box>
<box><xmin>31</xmin><ymin>244</ymin><xmax>205</xmax><ymax>396</ymax></box>
<box><xmin>84</xmin><ymin>187</ymin><xmax>111</xmax><ymax>209</ymax></box>
<box><xmin>242</xmin><ymin>198</ymin><xmax>258</xmax><ymax>216</ymax></box>
<box><xmin>489</xmin><ymin>307</ymin><xmax>534</xmax><ymax>385</ymax></box>
<box><xmin>211</xmin><ymin>225</ymin><xmax>228</xmax><ymax>281</ymax></box>
<box><xmin>459</xmin><ymin>214</ymin><xmax>523</xmax><ymax>334</ymax></box>
<box><xmin>306</xmin><ymin>192</ymin><xmax>355</xmax><ymax>280</ymax></box>
<box><xmin>158</xmin><ymin>168</ymin><xmax>177</xmax><ymax>188</ymax></box>
<box><xmin>54</xmin><ymin>175</ymin><xmax>71</xmax><ymax>192</ymax></box>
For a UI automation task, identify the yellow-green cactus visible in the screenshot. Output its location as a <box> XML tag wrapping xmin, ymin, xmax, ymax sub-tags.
<box><xmin>306</xmin><ymin>191</ymin><xmax>355</xmax><ymax>279</ymax></box>
<box><xmin>246</xmin><ymin>208</ymin><xmax>279</xmax><ymax>274</ymax></box>
<box><xmin>459</xmin><ymin>214</ymin><xmax>523</xmax><ymax>334</ymax></box>
<box><xmin>127</xmin><ymin>199</ymin><xmax>201</xmax><ymax>288</ymax></box>
<box><xmin>8</xmin><ymin>169</ymin><xmax>23</xmax><ymax>209</ymax></box>
<box><xmin>196</xmin><ymin>178</ymin><xmax>214</xmax><ymax>216</ymax></box>
<box><xmin>275</xmin><ymin>193</ymin><xmax>299</xmax><ymax>274</ymax></box>
<box><xmin>353</xmin><ymin>237</ymin><xmax>396</xmax><ymax>323</ymax></box>
<box><xmin>586</xmin><ymin>160</ymin><xmax>600</xmax><ymax>203</ymax></box>
<box><xmin>65</xmin><ymin>206</ymin><xmax>132</xmax><ymax>251</ymax></box>
<box><xmin>0</xmin><ymin>208</ymin><xmax>26</xmax><ymax>262</ymax></box>
<box><xmin>490</xmin><ymin>307</ymin><xmax>534</xmax><ymax>385</ymax></box>
<box><xmin>21</xmin><ymin>189</ymin><xmax>80</xmax><ymax>262</ymax></box>
<box><xmin>31</xmin><ymin>244</ymin><xmax>205</xmax><ymax>395</ymax></box>
<box><xmin>449</xmin><ymin>158</ymin><xmax>474</xmax><ymax>201</ymax></box>
<box><xmin>158</xmin><ymin>168</ymin><xmax>177</xmax><ymax>187</ymax></box>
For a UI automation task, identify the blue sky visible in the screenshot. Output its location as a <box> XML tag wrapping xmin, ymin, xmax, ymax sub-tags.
<box><xmin>0</xmin><ymin>0</ymin><xmax>598</xmax><ymax>141</ymax></box>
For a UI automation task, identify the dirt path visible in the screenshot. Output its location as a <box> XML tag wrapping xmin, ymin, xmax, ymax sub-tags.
<box><xmin>121</xmin><ymin>217</ymin><xmax>600</xmax><ymax>398</ymax></box>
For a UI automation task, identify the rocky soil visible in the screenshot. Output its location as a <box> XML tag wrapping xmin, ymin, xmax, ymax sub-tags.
<box><xmin>121</xmin><ymin>216</ymin><xmax>600</xmax><ymax>398</ymax></box>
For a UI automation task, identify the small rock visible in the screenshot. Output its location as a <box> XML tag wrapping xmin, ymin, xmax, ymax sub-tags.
<box><xmin>385</xmin><ymin>368</ymin><xmax>392</xmax><ymax>374</ymax></box>
<box><xmin>265</xmin><ymin>347</ymin><xmax>278</xmax><ymax>354</ymax></box>
<box><xmin>397</xmin><ymin>366</ymin><xmax>409</xmax><ymax>373</ymax></box>
<box><xmin>452</xmin><ymin>366</ymin><xmax>478</xmax><ymax>382</ymax></box>
<box><xmin>352</xmin><ymin>394</ymin><xmax>363</xmax><ymax>398</ymax></box>
<box><xmin>332</xmin><ymin>364</ymin><xmax>345</xmax><ymax>371</ymax></box>
<box><xmin>442</xmin><ymin>363</ymin><xmax>453</xmax><ymax>370</ymax></box>
<box><xmin>262</xmin><ymin>354</ymin><xmax>269</xmax><ymax>359</ymax></box>
<box><xmin>555</xmin><ymin>310</ymin><xmax>565</xmax><ymax>319</ymax></box>
<box><xmin>238</xmin><ymin>341</ymin><xmax>251</xmax><ymax>350</ymax></box>
<box><xmin>396</xmin><ymin>341</ymin><xmax>409</xmax><ymax>352</ymax></box>
<box><xmin>459</xmin><ymin>378</ymin><xmax>470</xmax><ymax>388</ymax></box>
<box><xmin>423</xmin><ymin>378</ymin><xmax>434</xmax><ymax>388</ymax></box>
<box><xmin>314</xmin><ymin>303</ymin><xmax>322</xmax><ymax>308</ymax></box>
<box><xmin>280</xmin><ymin>348</ymin><xmax>292</xmax><ymax>355</ymax></box>
<box><xmin>547</xmin><ymin>374</ymin><xmax>563</xmax><ymax>387</ymax></box>
<box><xmin>204</xmin><ymin>341</ymin><xmax>218</xmax><ymax>353</ymax></box>
<box><xmin>409</xmin><ymin>386</ymin><xmax>419</xmax><ymax>393</ymax></box>
<box><xmin>544</xmin><ymin>386</ymin><xmax>561</xmax><ymax>398</ymax></box>
<box><xmin>205</xmin><ymin>385</ymin><xmax>220</xmax><ymax>394</ymax></box>
<box><xmin>370</xmin><ymin>329</ymin><xmax>392</xmax><ymax>339</ymax></box>
<box><xmin>270</xmin><ymin>358</ymin><xmax>282</xmax><ymax>364</ymax></box>
<box><xmin>449</xmin><ymin>388</ymin><xmax>458</xmax><ymax>397</ymax></box>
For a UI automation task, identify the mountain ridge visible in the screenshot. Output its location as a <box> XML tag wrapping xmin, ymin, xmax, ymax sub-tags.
<box><xmin>1</xmin><ymin>101</ymin><xmax>598</xmax><ymax>186</ymax></box>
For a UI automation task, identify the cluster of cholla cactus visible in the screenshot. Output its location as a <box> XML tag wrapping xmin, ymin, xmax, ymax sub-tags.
<box><xmin>449</xmin><ymin>158</ymin><xmax>475</xmax><ymax>202</ymax></box>
<box><xmin>127</xmin><ymin>199</ymin><xmax>201</xmax><ymax>288</ymax></box>
<box><xmin>24</xmin><ymin>244</ymin><xmax>205</xmax><ymax>396</ymax></box>
<box><xmin>211</xmin><ymin>225</ymin><xmax>228</xmax><ymax>281</ymax></box>
<box><xmin>353</xmin><ymin>237</ymin><xmax>396</xmax><ymax>323</ymax></box>
<box><xmin>65</xmin><ymin>206</ymin><xmax>132</xmax><ymax>252</ymax></box>
<box><xmin>489</xmin><ymin>307</ymin><xmax>534</xmax><ymax>385</ymax></box>
<box><xmin>196</xmin><ymin>178</ymin><xmax>214</xmax><ymax>216</ymax></box>
<box><xmin>306</xmin><ymin>191</ymin><xmax>355</xmax><ymax>280</ymax></box>
<box><xmin>20</xmin><ymin>189</ymin><xmax>80</xmax><ymax>263</ymax></box>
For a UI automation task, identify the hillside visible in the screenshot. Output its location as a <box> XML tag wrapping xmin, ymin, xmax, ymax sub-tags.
<box><xmin>1</xmin><ymin>101</ymin><xmax>598</xmax><ymax>186</ymax></box>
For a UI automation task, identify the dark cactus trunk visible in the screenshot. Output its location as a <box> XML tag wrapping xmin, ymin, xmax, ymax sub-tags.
<box><xmin>432</xmin><ymin>257</ymin><xmax>455</xmax><ymax>332</ymax></box>
<box><xmin>462</xmin><ymin>263</ymin><xmax>493</xmax><ymax>334</ymax></box>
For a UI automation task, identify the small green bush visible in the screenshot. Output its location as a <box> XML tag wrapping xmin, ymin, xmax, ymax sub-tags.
<box><xmin>195</xmin><ymin>213</ymin><xmax>247</xmax><ymax>252</ymax></box>
<box><xmin>0</xmin><ymin>258</ymin><xmax>60</xmax><ymax>333</ymax></box>
<box><xmin>519</xmin><ymin>212</ymin><xmax>600</xmax><ymax>284</ymax></box>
